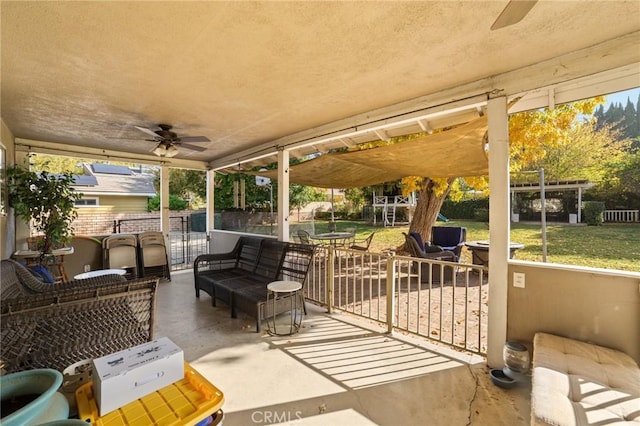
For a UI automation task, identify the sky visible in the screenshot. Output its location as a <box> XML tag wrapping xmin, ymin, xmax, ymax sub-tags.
<box><xmin>603</xmin><ymin>87</ymin><xmax>639</xmax><ymax>108</ymax></box>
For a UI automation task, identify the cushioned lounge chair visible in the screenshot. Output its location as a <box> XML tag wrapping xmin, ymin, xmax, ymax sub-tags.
<box><xmin>403</xmin><ymin>233</ymin><xmax>457</xmax><ymax>284</ymax></box>
<box><xmin>431</xmin><ymin>226</ymin><xmax>466</xmax><ymax>261</ymax></box>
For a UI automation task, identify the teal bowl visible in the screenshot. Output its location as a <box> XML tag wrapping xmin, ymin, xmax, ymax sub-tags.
<box><xmin>0</xmin><ymin>369</ymin><xmax>69</xmax><ymax>426</ymax></box>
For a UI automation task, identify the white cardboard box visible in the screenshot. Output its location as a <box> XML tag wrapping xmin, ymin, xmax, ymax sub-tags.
<box><xmin>92</xmin><ymin>337</ymin><xmax>184</xmax><ymax>416</ymax></box>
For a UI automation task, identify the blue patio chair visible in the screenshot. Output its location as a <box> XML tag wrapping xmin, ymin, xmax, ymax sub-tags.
<box><xmin>431</xmin><ymin>226</ymin><xmax>467</xmax><ymax>261</ymax></box>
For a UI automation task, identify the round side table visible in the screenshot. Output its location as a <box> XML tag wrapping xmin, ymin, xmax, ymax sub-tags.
<box><xmin>266</xmin><ymin>280</ymin><xmax>303</xmax><ymax>336</ymax></box>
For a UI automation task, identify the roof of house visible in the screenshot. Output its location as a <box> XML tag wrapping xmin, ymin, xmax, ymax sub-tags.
<box><xmin>72</xmin><ymin>164</ymin><xmax>157</xmax><ymax>197</ymax></box>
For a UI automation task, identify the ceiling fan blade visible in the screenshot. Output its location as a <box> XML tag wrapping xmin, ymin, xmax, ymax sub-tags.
<box><xmin>491</xmin><ymin>0</ymin><xmax>538</xmax><ymax>30</ymax></box>
<box><xmin>179</xmin><ymin>136</ymin><xmax>210</xmax><ymax>143</ymax></box>
<box><xmin>135</xmin><ymin>125</ymin><xmax>161</xmax><ymax>138</ymax></box>
<box><xmin>178</xmin><ymin>142</ymin><xmax>208</xmax><ymax>152</ymax></box>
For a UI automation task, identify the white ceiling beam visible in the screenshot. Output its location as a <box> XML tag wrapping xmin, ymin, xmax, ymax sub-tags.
<box><xmin>509</xmin><ymin>63</ymin><xmax>640</xmax><ymax>113</ymax></box>
<box><xmin>417</xmin><ymin>119</ymin><xmax>433</xmax><ymax>134</ymax></box>
<box><xmin>15</xmin><ymin>138</ymin><xmax>210</xmax><ymax>170</ymax></box>
<box><xmin>374</xmin><ymin>130</ymin><xmax>391</xmax><ymax>142</ymax></box>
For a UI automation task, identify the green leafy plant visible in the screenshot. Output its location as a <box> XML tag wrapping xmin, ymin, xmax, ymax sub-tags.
<box><xmin>7</xmin><ymin>164</ymin><xmax>81</xmax><ymax>257</ymax></box>
<box><xmin>147</xmin><ymin>194</ymin><xmax>188</xmax><ymax>211</ymax></box>
<box><xmin>582</xmin><ymin>201</ymin><xmax>605</xmax><ymax>226</ymax></box>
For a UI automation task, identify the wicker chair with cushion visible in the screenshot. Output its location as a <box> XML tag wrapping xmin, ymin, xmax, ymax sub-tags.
<box><xmin>0</xmin><ymin>259</ymin><xmax>159</xmax><ymax>373</ymax></box>
<box><xmin>403</xmin><ymin>233</ymin><xmax>457</xmax><ymax>284</ymax></box>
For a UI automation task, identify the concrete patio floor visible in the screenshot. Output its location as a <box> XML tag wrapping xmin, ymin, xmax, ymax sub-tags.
<box><xmin>155</xmin><ymin>270</ymin><xmax>532</xmax><ymax>425</ymax></box>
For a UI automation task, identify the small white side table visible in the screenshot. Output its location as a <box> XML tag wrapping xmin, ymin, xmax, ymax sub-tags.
<box><xmin>73</xmin><ymin>268</ymin><xmax>127</xmax><ymax>280</ymax></box>
<box><xmin>266</xmin><ymin>280</ymin><xmax>303</xmax><ymax>336</ymax></box>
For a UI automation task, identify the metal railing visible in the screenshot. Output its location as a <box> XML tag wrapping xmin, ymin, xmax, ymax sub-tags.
<box><xmin>604</xmin><ymin>209</ymin><xmax>639</xmax><ymax>223</ymax></box>
<box><xmin>303</xmin><ymin>245</ymin><xmax>488</xmax><ymax>355</ymax></box>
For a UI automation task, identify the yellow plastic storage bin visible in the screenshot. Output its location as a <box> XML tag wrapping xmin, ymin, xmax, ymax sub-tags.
<box><xmin>75</xmin><ymin>363</ymin><xmax>224</xmax><ymax>426</ymax></box>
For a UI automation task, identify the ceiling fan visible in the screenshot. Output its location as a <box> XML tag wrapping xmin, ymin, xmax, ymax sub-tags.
<box><xmin>491</xmin><ymin>0</ymin><xmax>538</xmax><ymax>30</ymax></box>
<box><xmin>134</xmin><ymin>124</ymin><xmax>211</xmax><ymax>157</ymax></box>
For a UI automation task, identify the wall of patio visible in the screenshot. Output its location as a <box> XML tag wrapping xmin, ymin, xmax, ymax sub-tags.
<box><xmin>1</xmin><ymin>119</ymin><xmax>15</xmax><ymax>259</ymax></box>
<box><xmin>507</xmin><ymin>261</ymin><xmax>640</xmax><ymax>363</ymax></box>
<box><xmin>72</xmin><ymin>209</ymin><xmax>202</xmax><ymax>236</ymax></box>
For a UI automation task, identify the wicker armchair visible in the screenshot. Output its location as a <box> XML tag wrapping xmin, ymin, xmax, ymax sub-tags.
<box><xmin>1</xmin><ymin>259</ymin><xmax>159</xmax><ymax>373</ymax></box>
<box><xmin>403</xmin><ymin>233</ymin><xmax>457</xmax><ymax>284</ymax></box>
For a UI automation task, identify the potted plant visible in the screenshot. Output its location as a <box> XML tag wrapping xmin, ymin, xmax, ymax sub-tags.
<box><xmin>7</xmin><ymin>162</ymin><xmax>81</xmax><ymax>259</ymax></box>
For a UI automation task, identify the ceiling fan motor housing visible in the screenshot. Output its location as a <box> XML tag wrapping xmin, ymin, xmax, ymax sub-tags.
<box><xmin>156</xmin><ymin>124</ymin><xmax>178</xmax><ymax>141</ymax></box>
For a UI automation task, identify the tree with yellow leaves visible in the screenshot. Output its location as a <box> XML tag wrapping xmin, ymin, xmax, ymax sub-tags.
<box><xmin>404</xmin><ymin>97</ymin><xmax>605</xmax><ymax>243</ymax></box>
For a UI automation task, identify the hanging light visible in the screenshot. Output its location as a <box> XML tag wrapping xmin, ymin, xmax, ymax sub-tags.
<box><xmin>153</xmin><ymin>141</ymin><xmax>179</xmax><ymax>157</ymax></box>
<box><xmin>153</xmin><ymin>142</ymin><xmax>167</xmax><ymax>157</ymax></box>
<box><xmin>165</xmin><ymin>144</ymin><xmax>179</xmax><ymax>158</ymax></box>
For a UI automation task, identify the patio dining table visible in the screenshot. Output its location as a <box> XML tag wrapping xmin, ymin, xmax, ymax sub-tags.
<box><xmin>310</xmin><ymin>232</ymin><xmax>355</xmax><ymax>248</ymax></box>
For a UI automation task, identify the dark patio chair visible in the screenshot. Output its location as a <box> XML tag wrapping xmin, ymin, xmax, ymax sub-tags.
<box><xmin>431</xmin><ymin>226</ymin><xmax>467</xmax><ymax>261</ymax></box>
<box><xmin>350</xmin><ymin>232</ymin><xmax>376</xmax><ymax>251</ymax></box>
<box><xmin>403</xmin><ymin>233</ymin><xmax>456</xmax><ymax>284</ymax></box>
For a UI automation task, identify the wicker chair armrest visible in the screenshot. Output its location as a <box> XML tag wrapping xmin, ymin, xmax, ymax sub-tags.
<box><xmin>421</xmin><ymin>250</ymin><xmax>457</xmax><ymax>261</ymax></box>
<box><xmin>195</xmin><ymin>252</ymin><xmax>238</xmax><ymax>263</ymax></box>
<box><xmin>423</xmin><ymin>244</ymin><xmax>445</xmax><ymax>253</ymax></box>
<box><xmin>194</xmin><ymin>253</ymin><xmax>238</xmax><ymax>279</ymax></box>
<box><xmin>41</xmin><ymin>274</ymin><xmax>128</xmax><ymax>293</ymax></box>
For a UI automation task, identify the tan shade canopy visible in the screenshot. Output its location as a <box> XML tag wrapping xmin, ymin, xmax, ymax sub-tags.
<box><xmin>256</xmin><ymin>116</ymin><xmax>489</xmax><ymax>188</ymax></box>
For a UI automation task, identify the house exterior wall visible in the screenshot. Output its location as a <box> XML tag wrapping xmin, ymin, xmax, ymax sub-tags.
<box><xmin>72</xmin><ymin>209</ymin><xmax>201</xmax><ymax>236</ymax></box>
<box><xmin>75</xmin><ymin>194</ymin><xmax>150</xmax><ymax>214</ymax></box>
<box><xmin>507</xmin><ymin>261</ymin><xmax>640</xmax><ymax>363</ymax></box>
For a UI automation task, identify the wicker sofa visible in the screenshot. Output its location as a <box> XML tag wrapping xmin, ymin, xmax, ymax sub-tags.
<box><xmin>1</xmin><ymin>258</ymin><xmax>159</xmax><ymax>373</ymax></box>
<box><xmin>531</xmin><ymin>332</ymin><xmax>640</xmax><ymax>425</ymax></box>
<box><xmin>194</xmin><ymin>237</ymin><xmax>314</xmax><ymax>332</ymax></box>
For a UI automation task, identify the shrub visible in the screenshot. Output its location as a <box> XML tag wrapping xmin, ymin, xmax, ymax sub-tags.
<box><xmin>148</xmin><ymin>195</ymin><xmax>188</xmax><ymax>211</ymax></box>
<box><xmin>473</xmin><ymin>208</ymin><xmax>489</xmax><ymax>222</ymax></box>
<box><xmin>441</xmin><ymin>198</ymin><xmax>489</xmax><ymax>219</ymax></box>
<box><xmin>583</xmin><ymin>201</ymin><xmax>605</xmax><ymax>226</ymax></box>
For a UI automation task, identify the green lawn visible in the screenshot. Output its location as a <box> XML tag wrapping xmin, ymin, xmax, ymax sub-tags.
<box><xmin>303</xmin><ymin>219</ymin><xmax>640</xmax><ymax>272</ymax></box>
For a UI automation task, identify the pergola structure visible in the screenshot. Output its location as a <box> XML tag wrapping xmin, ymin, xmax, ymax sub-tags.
<box><xmin>2</xmin><ymin>2</ymin><xmax>639</xmax><ymax>367</ymax></box>
<box><xmin>511</xmin><ymin>180</ymin><xmax>595</xmax><ymax>223</ymax></box>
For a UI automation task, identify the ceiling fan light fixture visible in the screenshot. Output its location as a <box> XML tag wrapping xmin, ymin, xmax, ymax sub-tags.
<box><xmin>153</xmin><ymin>143</ymin><xmax>168</xmax><ymax>157</ymax></box>
<box><xmin>165</xmin><ymin>144</ymin><xmax>179</xmax><ymax>158</ymax></box>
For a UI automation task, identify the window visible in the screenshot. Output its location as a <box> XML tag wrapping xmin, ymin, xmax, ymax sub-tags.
<box><xmin>74</xmin><ymin>197</ymin><xmax>99</xmax><ymax>207</ymax></box>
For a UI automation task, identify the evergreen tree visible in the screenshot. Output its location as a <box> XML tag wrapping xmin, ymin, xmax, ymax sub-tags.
<box><xmin>622</xmin><ymin>98</ymin><xmax>636</xmax><ymax>140</ymax></box>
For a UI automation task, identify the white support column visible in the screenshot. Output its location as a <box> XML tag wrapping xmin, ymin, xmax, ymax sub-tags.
<box><xmin>240</xmin><ymin>178</ymin><xmax>246</xmax><ymax>210</ymax></box>
<box><xmin>160</xmin><ymin>165</ymin><xmax>170</xmax><ymax>243</ymax></box>
<box><xmin>277</xmin><ymin>149</ymin><xmax>290</xmax><ymax>242</ymax></box>
<box><xmin>578</xmin><ymin>187</ymin><xmax>583</xmax><ymax>223</ymax></box>
<box><xmin>14</xmin><ymin>150</ymin><xmax>30</xmax><ymax>248</ymax></box>
<box><xmin>206</xmin><ymin>170</ymin><xmax>215</xmax><ymax>232</ymax></box>
<box><xmin>487</xmin><ymin>96</ymin><xmax>510</xmax><ymax>368</ymax></box>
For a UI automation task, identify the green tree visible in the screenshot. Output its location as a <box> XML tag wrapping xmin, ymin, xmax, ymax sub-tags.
<box><xmin>147</xmin><ymin>194</ymin><xmax>188</xmax><ymax>211</ymax></box>
<box><xmin>168</xmin><ymin>169</ymin><xmax>207</xmax><ymax>208</ymax></box>
<box><xmin>30</xmin><ymin>155</ymin><xmax>84</xmax><ymax>174</ymax></box>
<box><xmin>511</xmin><ymin>121</ymin><xmax>629</xmax><ymax>183</ymax></box>
<box><xmin>343</xmin><ymin>187</ymin><xmax>368</xmax><ymax>214</ymax></box>
<box><xmin>290</xmin><ymin>184</ymin><xmax>325</xmax><ymax>221</ymax></box>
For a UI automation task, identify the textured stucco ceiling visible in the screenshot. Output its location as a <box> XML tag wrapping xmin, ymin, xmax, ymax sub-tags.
<box><xmin>2</xmin><ymin>1</ymin><xmax>640</xmax><ymax>165</ymax></box>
